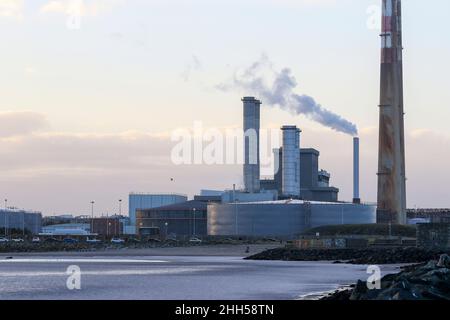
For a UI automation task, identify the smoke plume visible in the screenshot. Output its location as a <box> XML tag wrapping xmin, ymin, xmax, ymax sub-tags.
<box><xmin>218</xmin><ymin>55</ymin><xmax>358</xmax><ymax>136</ymax></box>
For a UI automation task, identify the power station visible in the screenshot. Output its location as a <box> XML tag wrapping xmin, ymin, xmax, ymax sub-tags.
<box><xmin>377</xmin><ymin>0</ymin><xmax>407</xmax><ymax>225</ymax></box>
<box><xmin>132</xmin><ymin>0</ymin><xmax>411</xmax><ymax>237</ymax></box>
<box><xmin>206</xmin><ymin>97</ymin><xmax>377</xmax><ymax>237</ymax></box>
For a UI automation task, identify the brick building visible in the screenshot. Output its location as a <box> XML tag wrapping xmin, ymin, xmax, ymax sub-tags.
<box><xmin>91</xmin><ymin>217</ymin><xmax>122</xmax><ymax>237</ymax></box>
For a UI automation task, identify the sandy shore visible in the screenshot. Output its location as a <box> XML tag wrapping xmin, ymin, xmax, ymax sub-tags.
<box><xmin>0</xmin><ymin>244</ymin><xmax>281</xmax><ymax>257</ymax></box>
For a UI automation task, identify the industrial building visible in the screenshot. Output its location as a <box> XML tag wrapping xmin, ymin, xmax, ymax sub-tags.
<box><xmin>125</xmin><ymin>96</ymin><xmax>376</xmax><ymax>238</ymax></box>
<box><xmin>206</xmin><ymin>96</ymin><xmax>377</xmax><ymax>237</ymax></box>
<box><xmin>128</xmin><ymin>193</ymin><xmax>188</xmax><ymax>234</ymax></box>
<box><xmin>259</xmin><ymin>126</ymin><xmax>339</xmax><ymax>202</ymax></box>
<box><xmin>208</xmin><ymin>200</ymin><xmax>376</xmax><ymax>237</ymax></box>
<box><xmin>0</xmin><ymin>209</ymin><xmax>42</xmax><ymax>236</ymax></box>
<box><xmin>407</xmin><ymin>209</ymin><xmax>450</xmax><ymax>224</ymax></box>
<box><xmin>41</xmin><ymin>215</ymin><xmax>92</xmax><ymax>237</ymax></box>
<box><xmin>91</xmin><ymin>217</ymin><xmax>122</xmax><ymax>237</ymax></box>
<box><xmin>163</xmin><ymin>0</ymin><xmax>410</xmax><ymax>238</ymax></box>
<box><xmin>41</xmin><ymin>223</ymin><xmax>91</xmax><ymax>236</ymax></box>
<box><xmin>221</xmin><ymin>189</ymin><xmax>277</xmax><ymax>204</ymax></box>
<box><xmin>40</xmin><ymin>216</ymin><xmax>122</xmax><ymax>237</ymax></box>
<box><xmin>136</xmin><ymin>200</ymin><xmax>207</xmax><ymax>238</ymax></box>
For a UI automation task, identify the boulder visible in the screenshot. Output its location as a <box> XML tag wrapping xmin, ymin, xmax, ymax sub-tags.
<box><xmin>437</xmin><ymin>254</ymin><xmax>450</xmax><ymax>268</ymax></box>
<box><xmin>321</xmin><ymin>254</ymin><xmax>450</xmax><ymax>300</ymax></box>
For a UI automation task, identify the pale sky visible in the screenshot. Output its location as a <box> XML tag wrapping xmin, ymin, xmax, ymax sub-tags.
<box><xmin>1</xmin><ymin>0</ymin><xmax>449</xmax><ymax>216</ymax></box>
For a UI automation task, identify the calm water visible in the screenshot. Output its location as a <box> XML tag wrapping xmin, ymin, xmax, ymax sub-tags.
<box><xmin>0</xmin><ymin>256</ymin><xmax>400</xmax><ymax>300</ymax></box>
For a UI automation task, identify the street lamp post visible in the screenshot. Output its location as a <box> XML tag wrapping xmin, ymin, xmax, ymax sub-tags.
<box><xmin>4</xmin><ymin>199</ymin><xmax>7</xmax><ymax>238</ymax></box>
<box><xmin>165</xmin><ymin>222</ymin><xmax>169</xmax><ymax>240</ymax></box>
<box><xmin>22</xmin><ymin>211</ymin><xmax>25</xmax><ymax>237</ymax></box>
<box><xmin>192</xmin><ymin>208</ymin><xmax>196</xmax><ymax>236</ymax></box>
<box><xmin>233</xmin><ymin>184</ymin><xmax>238</xmax><ymax>236</ymax></box>
<box><xmin>107</xmin><ymin>214</ymin><xmax>112</xmax><ymax>239</ymax></box>
<box><xmin>118</xmin><ymin>199</ymin><xmax>122</xmax><ymax>236</ymax></box>
<box><xmin>90</xmin><ymin>201</ymin><xmax>95</xmax><ymax>235</ymax></box>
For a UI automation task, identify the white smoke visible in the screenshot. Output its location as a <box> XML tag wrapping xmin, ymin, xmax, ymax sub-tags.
<box><xmin>218</xmin><ymin>55</ymin><xmax>358</xmax><ymax>136</ymax></box>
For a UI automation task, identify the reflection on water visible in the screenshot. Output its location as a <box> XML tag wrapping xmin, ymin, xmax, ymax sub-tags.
<box><xmin>0</xmin><ymin>256</ymin><xmax>400</xmax><ymax>300</ymax></box>
<box><xmin>0</xmin><ymin>258</ymin><xmax>167</xmax><ymax>264</ymax></box>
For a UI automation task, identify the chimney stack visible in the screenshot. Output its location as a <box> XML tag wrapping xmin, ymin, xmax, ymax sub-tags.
<box><xmin>243</xmin><ymin>97</ymin><xmax>261</xmax><ymax>193</ymax></box>
<box><xmin>281</xmin><ymin>125</ymin><xmax>301</xmax><ymax>198</ymax></box>
<box><xmin>377</xmin><ymin>0</ymin><xmax>407</xmax><ymax>224</ymax></box>
<box><xmin>353</xmin><ymin>137</ymin><xmax>361</xmax><ymax>204</ymax></box>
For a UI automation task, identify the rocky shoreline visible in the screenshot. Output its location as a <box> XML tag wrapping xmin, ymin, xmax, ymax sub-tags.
<box><xmin>245</xmin><ymin>247</ymin><xmax>450</xmax><ymax>264</ymax></box>
<box><xmin>321</xmin><ymin>254</ymin><xmax>450</xmax><ymax>300</ymax></box>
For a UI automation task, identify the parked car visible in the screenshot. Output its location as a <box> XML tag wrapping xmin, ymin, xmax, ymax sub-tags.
<box><xmin>63</xmin><ymin>238</ymin><xmax>79</xmax><ymax>244</ymax></box>
<box><xmin>86</xmin><ymin>238</ymin><xmax>102</xmax><ymax>244</ymax></box>
<box><xmin>189</xmin><ymin>237</ymin><xmax>203</xmax><ymax>244</ymax></box>
<box><xmin>0</xmin><ymin>237</ymin><xmax>9</xmax><ymax>243</ymax></box>
<box><xmin>148</xmin><ymin>238</ymin><xmax>161</xmax><ymax>243</ymax></box>
<box><xmin>32</xmin><ymin>237</ymin><xmax>41</xmax><ymax>243</ymax></box>
<box><xmin>11</xmin><ymin>238</ymin><xmax>24</xmax><ymax>243</ymax></box>
<box><xmin>44</xmin><ymin>237</ymin><xmax>61</xmax><ymax>243</ymax></box>
<box><xmin>111</xmin><ymin>238</ymin><xmax>125</xmax><ymax>244</ymax></box>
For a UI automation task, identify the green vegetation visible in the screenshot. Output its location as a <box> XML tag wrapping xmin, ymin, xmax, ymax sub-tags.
<box><xmin>301</xmin><ymin>224</ymin><xmax>417</xmax><ymax>238</ymax></box>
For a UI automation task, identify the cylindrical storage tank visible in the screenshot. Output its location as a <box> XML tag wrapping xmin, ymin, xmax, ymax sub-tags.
<box><xmin>207</xmin><ymin>201</ymin><xmax>377</xmax><ymax>237</ymax></box>
<box><xmin>207</xmin><ymin>202</ymin><xmax>308</xmax><ymax>237</ymax></box>
<box><xmin>310</xmin><ymin>203</ymin><xmax>376</xmax><ymax>227</ymax></box>
<box><xmin>243</xmin><ymin>97</ymin><xmax>261</xmax><ymax>193</ymax></box>
<box><xmin>281</xmin><ymin>126</ymin><xmax>301</xmax><ymax>198</ymax></box>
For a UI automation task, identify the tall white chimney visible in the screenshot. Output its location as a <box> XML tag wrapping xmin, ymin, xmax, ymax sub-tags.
<box><xmin>243</xmin><ymin>97</ymin><xmax>261</xmax><ymax>193</ymax></box>
<box><xmin>353</xmin><ymin>137</ymin><xmax>361</xmax><ymax>204</ymax></box>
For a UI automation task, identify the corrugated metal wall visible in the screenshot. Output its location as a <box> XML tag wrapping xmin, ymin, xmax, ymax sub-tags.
<box><xmin>0</xmin><ymin>210</ymin><xmax>42</xmax><ymax>235</ymax></box>
<box><xmin>207</xmin><ymin>202</ymin><xmax>376</xmax><ymax>237</ymax></box>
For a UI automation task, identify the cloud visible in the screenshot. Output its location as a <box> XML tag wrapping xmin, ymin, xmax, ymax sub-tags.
<box><xmin>0</xmin><ymin>111</ymin><xmax>49</xmax><ymax>138</ymax></box>
<box><xmin>0</xmin><ymin>129</ymin><xmax>241</xmax><ymax>215</ymax></box>
<box><xmin>0</xmin><ymin>0</ymin><xmax>23</xmax><ymax>20</ymax></box>
<box><xmin>40</xmin><ymin>0</ymin><xmax>124</xmax><ymax>17</ymax></box>
<box><xmin>0</xmin><ymin>131</ymin><xmax>171</xmax><ymax>174</ymax></box>
<box><xmin>1</xmin><ymin>122</ymin><xmax>449</xmax><ymax>205</ymax></box>
<box><xmin>0</xmin><ymin>111</ymin><xmax>449</xmax><ymax>213</ymax></box>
